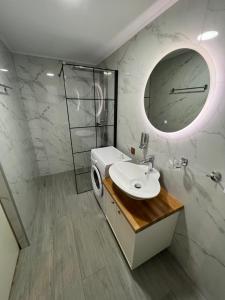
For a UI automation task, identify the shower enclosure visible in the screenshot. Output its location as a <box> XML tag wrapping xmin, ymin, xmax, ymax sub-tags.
<box><xmin>60</xmin><ymin>63</ymin><xmax>118</xmax><ymax>194</ymax></box>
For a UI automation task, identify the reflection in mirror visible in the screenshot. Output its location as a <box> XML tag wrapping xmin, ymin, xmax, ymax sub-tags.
<box><xmin>144</xmin><ymin>49</ymin><xmax>210</xmax><ymax>132</ymax></box>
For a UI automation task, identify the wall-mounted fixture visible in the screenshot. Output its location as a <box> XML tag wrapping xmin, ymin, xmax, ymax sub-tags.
<box><xmin>170</xmin><ymin>84</ymin><xmax>208</xmax><ymax>95</ymax></box>
<box><xmin>0</xmin><ymin>83</ymin><xmax>12</xmax><ymax>94</ymax></box>
<box><xmin>171</xmin><ymin>157</ymin><xmax>188</xmax><ymax>169</ymax></box>
<box><xmin>206</xmin><ymin>171</ymin><xmax>225</xmax><ymax>193</ymax></box>
<box><xmin>139</xmin><ymin>132</ymin><xmax>149</xmax><ymax>149</ymax></box>
<box><xmin>206</xmin><ymin>171</ymin><xmax>222</xmax><ymax>183</ymax></box>
<box><xmin>181</xmin><ymin>157</ymin><xmax>188</xmax><ymax>167</ymax></box>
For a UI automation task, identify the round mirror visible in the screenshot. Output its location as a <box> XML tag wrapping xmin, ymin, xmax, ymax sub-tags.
<box><xmin>144</xmin><ymin>48</ymin><xmax>210</xmax><ymax>132</ymax></box>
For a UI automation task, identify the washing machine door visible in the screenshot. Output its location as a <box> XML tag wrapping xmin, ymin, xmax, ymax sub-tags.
<box><xmin>91</xmin><ymin>165</ymin><xmax>103</xmax><ymax>197</ymax></box>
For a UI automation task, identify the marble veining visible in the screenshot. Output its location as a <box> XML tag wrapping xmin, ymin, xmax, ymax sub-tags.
<box><xmin>14</xmin><ymin>54</ymin><xmax>73</xmax><ymax>175</ymax></box>
<box><xmin>0</xmin><ymin>41</ymin><xmax>39</xmax><ymax>239</ymax></box>
<box><xmin>99</xmin><ymin>0</ymin><xmax>225</xmax><ymax>299</ymax></box>
<box><xmin>14</xmin><ymin>57</ymin><xmax>116</xmax><ymax>177</ymax></box>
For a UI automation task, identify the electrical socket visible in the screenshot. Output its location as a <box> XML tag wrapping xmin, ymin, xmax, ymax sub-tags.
<box><xmin>130</xmin><ymin>147</ymin><xmax>135</xmax><ymax>155</ymax></box>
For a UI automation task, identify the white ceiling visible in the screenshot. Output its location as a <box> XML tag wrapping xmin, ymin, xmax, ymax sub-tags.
<box><xmin>0</xmin><ymin>0</ymin><xmax>177</xmax><ymax>65</ymax></box>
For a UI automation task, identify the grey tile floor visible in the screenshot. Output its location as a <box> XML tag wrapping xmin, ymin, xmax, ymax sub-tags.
<box><xmin>10</xmin><ymin>171</ymin><xmax>206</xmax><ymax>300</ymax></box>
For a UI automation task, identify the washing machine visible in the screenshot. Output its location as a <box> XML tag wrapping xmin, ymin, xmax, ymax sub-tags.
<box><xmin>91</xmin><ymin>146</ymin><xmax>131</xmax><ymax>210</ymax></box>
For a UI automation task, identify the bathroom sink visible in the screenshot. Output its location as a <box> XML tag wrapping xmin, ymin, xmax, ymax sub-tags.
<box><xmin>109</xmin><ymin>162</ymin><xmax>160</xmax><ymax>200</ymax></box>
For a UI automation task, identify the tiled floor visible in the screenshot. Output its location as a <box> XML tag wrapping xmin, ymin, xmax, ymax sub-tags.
<box><xmin>10</xmin><ymin>171</ymin><xmax>206</xmax><ymax>300</ymax></box>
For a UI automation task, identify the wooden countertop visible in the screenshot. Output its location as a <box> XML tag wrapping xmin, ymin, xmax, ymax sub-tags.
<box><xmin>103</xmin><ymin>177</ymin><xmax>184</xmax><ymax>233</ymax></box>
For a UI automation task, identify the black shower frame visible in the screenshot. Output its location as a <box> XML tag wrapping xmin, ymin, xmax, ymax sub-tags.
<box><xmin>59</xmin><ymin>63</ymin><xmax>118</xmax><ymax>194</ymax></box>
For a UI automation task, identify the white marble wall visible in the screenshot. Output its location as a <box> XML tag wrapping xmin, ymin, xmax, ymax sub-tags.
<box><xmin>100</xmin><ymin>0</ymin><xmax>225</xmax><ymax>299</ymax></box>
<box><xmin>14</xmin><ymin>58</ymin><xmax>116</xmax><ymax>176</ymax></box>
<box><xmin>14</xmin><ymin>55</ymin><xmax>73</xmax><ymax>175</ymax></box>
<box><xmin>0</xmin><ymin>41</ymin><xmax>39</xmax><ymax>238</ymax></box>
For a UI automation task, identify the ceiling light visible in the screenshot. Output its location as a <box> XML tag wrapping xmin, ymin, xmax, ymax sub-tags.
<box><xmin>197</xmin><ymin>31</ymin><xmax>218</xmax><ymax>41</ymax></box>
<box><xmin>46</xmin><ymin>73</ymin><xmax>55</xmax><ymax>77</ymax></box>
<box><xmin>0</xmin><ymin>68</ymin><xmax>8</xmax><ymax>72</ymax></box>
<box><xmin>104</xmin><ymin>71</ymin><xmax>112</xmax><ymax>76</ymax></box>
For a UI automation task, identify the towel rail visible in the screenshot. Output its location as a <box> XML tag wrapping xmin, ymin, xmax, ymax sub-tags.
<box><xmin>170</xmin><ymin>84</ymin><xmax>208</xmax><ymax>94</ymax></box>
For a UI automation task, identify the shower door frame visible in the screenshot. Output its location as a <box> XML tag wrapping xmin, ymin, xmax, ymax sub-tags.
<box><xmin>60</xmin><ymin>63</ymin><xmax>118</xmax><ymax>194</ymax></box>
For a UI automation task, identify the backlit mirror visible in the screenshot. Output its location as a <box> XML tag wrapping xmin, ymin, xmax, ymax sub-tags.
<box><xmin>144</xmin><ymin>48</ymin><xmax>210</xmax><ymax>132</ymax></box>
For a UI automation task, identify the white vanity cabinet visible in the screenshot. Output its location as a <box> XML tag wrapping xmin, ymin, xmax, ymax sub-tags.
<box><xmin>104</xmin><ymin>188</ymin><xmax>134</xmax><ymax>265</ymax></box>
<box><xmin>103</xmin><ymin>180</ymin><xmax>183</xmax><ymax>269</ymax></box>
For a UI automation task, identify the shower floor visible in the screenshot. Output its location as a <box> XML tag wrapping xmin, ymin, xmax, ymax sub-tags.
<box><xmin>9</xmin><ymin>171</ymin><xmax>205</xmax><ymax>300</ymax></box>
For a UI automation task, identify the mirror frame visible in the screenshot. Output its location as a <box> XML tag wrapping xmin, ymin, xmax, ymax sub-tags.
<box><xmin>142</xmin><ymin>44</ymin><xmax>215</xmax><ymax>138</ymax></box>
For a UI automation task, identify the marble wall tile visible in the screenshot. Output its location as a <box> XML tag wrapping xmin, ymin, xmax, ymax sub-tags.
<box><xmin>99</xmin><ymin>0</ymin><xmax>225</xmax><ymax>299</ymax></box>
<box><xmin>0</xmin><ymin>165</ymin><xmax>29</xmax><ymax>248</ymax></box>
<box><xmin>14</xmin><ymin>56</ymin><xmax>116</xmax><ymax>177</ymax></box>
<box><xmin>0</xmin><ymin>41</ymin><xmax>39</xmax><ymax>239</ymax></box>
<box><xmin>14</xmin><ymin>54</ymin><xmax>73</xmax><ymax>175</ymax></box>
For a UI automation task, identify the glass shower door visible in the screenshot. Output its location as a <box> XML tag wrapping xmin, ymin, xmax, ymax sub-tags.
<box><xmin>62</xmin><ymin>65</ymin><xmax>117</xmax><ymax>194</ymax></box>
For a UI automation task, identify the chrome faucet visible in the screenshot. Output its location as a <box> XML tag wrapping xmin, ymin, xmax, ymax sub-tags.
<box><xmin>140</xmin><ymin>155</ymin><xmax>155</xmax><ymax>174</ymax></box>
<box><xmin>139</xmin><ymin>132</ymin><xmax>149</xmax><ymax>149</ymax></box>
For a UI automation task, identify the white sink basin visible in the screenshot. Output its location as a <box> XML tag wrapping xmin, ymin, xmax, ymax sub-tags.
<box><xmin>109</xmin><ymin>161</ymin><xmax>160</xmax><ymax>200</ymax></box>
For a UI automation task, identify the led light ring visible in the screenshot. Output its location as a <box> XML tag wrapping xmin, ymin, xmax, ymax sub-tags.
<box><xmin>142</xmin><ymin>43</ymin><xmax>216</xmax><ymax>139</ymax></box>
